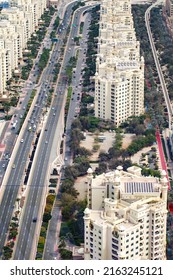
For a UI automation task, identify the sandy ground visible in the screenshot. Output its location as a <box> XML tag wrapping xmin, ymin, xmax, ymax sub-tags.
<box><xmin>122</xmin><ymin>133</ymin><xmax>136</xmax><ymax>149</ymax></box>
<box><xmin>80</xmin><ymin>132</ymin><xmax>136</xmax><ymax>161</ymax></box>
<box><xmin>80</xmin><ymin>131</ymin><xmax>116</xmax><ymax>161</ymax></box>
<box><xmin>75</xmin><ymin>175</ymin><xmax>88</xmax><ymax>200</ymax></box>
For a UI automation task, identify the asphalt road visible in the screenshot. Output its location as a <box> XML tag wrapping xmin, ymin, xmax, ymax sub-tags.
<box><xmin>0</xmin><ymin>1</ymin><xmax>77</xmax><ymax>258</ymax></box>
<box><xmin>43</xmin><ymin>5</ymin><xmax>94</xmax><ymax>260</ymax></box>
<box><xmin>12</xmin><ymin>1</ymin><xmax>80</xmax><ymax>260</ymax></box>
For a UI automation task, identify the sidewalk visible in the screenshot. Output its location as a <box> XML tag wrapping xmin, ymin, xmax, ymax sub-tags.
<box><xmin>156</xmin><ymin>130</ymin><xmax>170</xmax><ymax>189</ymax></box>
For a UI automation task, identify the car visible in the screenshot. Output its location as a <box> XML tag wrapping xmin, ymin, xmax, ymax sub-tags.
<box><xmin>45</xmin><ymin>128</ymin><xmax>47</xmax><ymax>131</ymax></box>
<box><xmin>20</xmin><ymin>139</ymin><xmax>24</xmax><ymax>143</ymax></box>
<box><xmin>12</xmin><ymin>164</ymin><xmax>15</xmax><ymax>169</ymax></box>
<box><xmin>20</xmin><ymin>114</ymin><xmax>23</xmax><ymax>119</ymax></box>
<box><xmin>2</xmin><ymin>164</ymin><xmax>5</xmax><ymax>168</ymax></box>
<box><xmin>45</xmin><ymin>141</ymin><xmax>48</xmax><ymax>144</ymax></box>
<box><xmin>32</xmin><ymin>217</ymin><xmax>37</xmax><ymax>222</ymax></box>
<box><xmin>49</xmin><ymin>190</ymin><xmax>55</xmax><ymax>194</ymax></box>
<box><xmin>53</xmin><ymin>113</ymin><xmax>56</xmax><ymax>116</ymax></box>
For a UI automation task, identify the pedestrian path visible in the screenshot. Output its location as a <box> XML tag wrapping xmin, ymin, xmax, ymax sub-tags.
<box><xmin>156</xmin><ymin>130</ymin><xmax>170</xmax><ymax>189</ymax></box>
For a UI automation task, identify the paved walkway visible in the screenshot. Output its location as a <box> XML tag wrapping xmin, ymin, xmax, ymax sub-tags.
<box><xmin>156</xmin><ymin>130</ymin><xmax>170</xmax><ymax>189</ymax></box>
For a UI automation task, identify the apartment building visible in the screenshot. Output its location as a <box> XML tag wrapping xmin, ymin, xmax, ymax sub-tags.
<box><xmin>94</xmin><ymin>0</ymin><xmax>144</xmax><ymax>126</ymax></box>
<box><xmin>0</xmin><ymin>48</ymin><xmax>11</xmax><ymax>93</ymax></box>
<box><xmin>0</xmin><ymin>7</ymin><xmax>28</xmax><ymax>48</ymax></box>
<box><xmin>0</xmin><ymin>20</ymin><xmax>22</xmax><ymax>69</ymax></box>
<box><xmin>84</xmin><ymin>166</ymin><xmax>168</xmax><ymax>260</ymax></box>
<box><xmin>165</xmin><ymin>0</ymin><xmax>173</xmax><ymax>17</ymax></box>
<box><xmin>0</xmin><ymin>0</ymin><xmax>47</xmax><ymax>94</ymax></box>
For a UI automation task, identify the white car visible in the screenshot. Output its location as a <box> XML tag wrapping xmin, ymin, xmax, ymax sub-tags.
<box><xmin>21</xmin><ymin>139</ymin><xmax>24</xmax><ymax>143</ymax></box>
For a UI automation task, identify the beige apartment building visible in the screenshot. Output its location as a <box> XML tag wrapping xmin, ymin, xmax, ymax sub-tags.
<box><xmin>0</xmin><ymin>48</ymin><xmax>12</xmax><ymax>93</ymax></box>
<box><xmin>0</xmin><ymin>7</ymin><xmax>28</xmax><ymax>48</ymax></box>
<box><xmin>0</xmin><ymin>0</ymin><xmax>47</xmax><ymax>94</ymax></box>
<box><xmin>94</xmin><ymin>0</ymin><xmax>144</xmax><ymax>126</ymax></box>
<box><xmin>84</xmin><ymin>166</ymin><xmax>168</xmax><ymax>260</ymax></box>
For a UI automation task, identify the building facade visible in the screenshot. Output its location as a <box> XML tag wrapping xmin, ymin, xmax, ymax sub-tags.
<box><xmin>84</xmin><ymin>166</ymin><xmax>168</xmax><ymax>260</ymax></box>
<box><xmin>94</xmin><ymin>0</ymin><xmax>144</xmax><ymax>126</ymax></box>
<box><xmin>0</xmin><ymin>0</ymin><xmax>47</xmax><ymax>94</ymax></box>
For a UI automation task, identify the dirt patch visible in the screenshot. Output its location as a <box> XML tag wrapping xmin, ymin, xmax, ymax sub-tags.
<box><xmin>80</xmin><ymin>131</ymin><xmax>115</xmax><ymax>161</ymax></box>
<box><xmin>122</xmin><ymin>133</ymin><xmax>136</xmax><ymax>149</ymax></box>
<box><xmin>75</xmin><ymin>176</ymin><xmax>88</xmax><ymax>200</ymax></box>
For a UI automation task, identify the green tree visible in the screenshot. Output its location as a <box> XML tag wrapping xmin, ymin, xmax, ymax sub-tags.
<box><xmin>59</xmin><ymin>248</ymin><xmax>73</xmax><ymax>260</ymax></box>
<box><xmin>43</xmin><ymin>213</ymin><xmax>52</xmax><ymax>222</ymax></box>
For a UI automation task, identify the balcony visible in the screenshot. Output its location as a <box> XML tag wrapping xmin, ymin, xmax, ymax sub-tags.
<box><xmin>112</xmin><ymin>244</ymin><xmax>118</xmax><ymax>250</ymax></box>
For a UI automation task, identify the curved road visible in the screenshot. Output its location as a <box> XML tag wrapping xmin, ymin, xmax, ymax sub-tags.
<box><xmin>145</xmin><ymin>1</ymin><xmax>173</xmax><ymax>129</ymax></box>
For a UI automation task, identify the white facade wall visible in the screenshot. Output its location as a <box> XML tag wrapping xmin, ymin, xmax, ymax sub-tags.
<box><xmin>0</xmin><ymin>8</ymin><xmax>28</xmax><ymax>48</ymax></box>
<box><xmin>84</xmin><ymin>167</ymin><xmax>168</xmax><ymax>260</ymax></box>
<box><xmin>0</xmin><ymin>0</ymin><xmax>47</xmax><ymax>93</ymax></box>
<box><xmin>94</xmin><ymin>0</ymin><xmax>144</xmax><ymax>126</ymax></box>
<box><xmin>0</xmin><ymin>48</ymin><xmax>12</xmax><ymax>93</ymax></box>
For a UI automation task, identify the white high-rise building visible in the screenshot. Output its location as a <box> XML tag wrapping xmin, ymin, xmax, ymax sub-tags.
<box><xmin>0</xmin><ymin>0</ymin><xmax>47</xmax><ymax>94</ymax></box>
<box><xmin>0</xmin><ymin>20</ymin><xmax>22</xmax><ymax>69</ymax></box>
<box><xmin>0</xmin><ymin>48</ymin><xmax>12</xmax><ymax>93</ymax></box>
<box><xmin>94</xmin><ymin>0</ymin><xmax>144</xmax><ymax>126</ymax></box>
<box><xmin>84</xmin><ymin>166</ymin><xmax>168</xmax><ymax>260</ymax></box>
<box><xmin>0</xmin><ymin>7</ymin><xmax>28</xmax><ymax>48</ymax></box>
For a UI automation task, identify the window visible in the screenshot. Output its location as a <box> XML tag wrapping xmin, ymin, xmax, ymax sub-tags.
<box><xmin>112</xmin><ymin>255</ymin><xmax>118</xmax><ymax>260</ymax></box>
<box><xmin>112</xmin><ymin>244</ymin><xmax>118</xmax><ymax>250</ymax></box>
<box><xmin>112</xmin><ymin>250</ymin><xmax>118</xmax><ymax>255</ymax></box>
<box><xmin>112</xmin><ymin>239</ymin><xmax>118</xmax><ymax>244</ymax></box>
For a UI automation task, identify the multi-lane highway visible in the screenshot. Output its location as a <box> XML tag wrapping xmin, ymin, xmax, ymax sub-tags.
<box><xmin>43</xmin><ymin>5</ymin><xmax>95</xmax><ymax>260</ymax></box>
<box><xmin>0</xmin><ymin>0</ymin><xmax>78</xmax><ymax>259</ymax></box>
<box><xmin>12</xmin><ymin>0</ymin><xmax>85</xmax><ymax>259</ymax></box>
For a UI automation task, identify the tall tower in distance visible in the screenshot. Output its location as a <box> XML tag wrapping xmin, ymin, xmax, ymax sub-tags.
<box><xmin>94</xmin><ymin>0</ymin><xmax>144</xmax><ymax>127</ymax></box>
